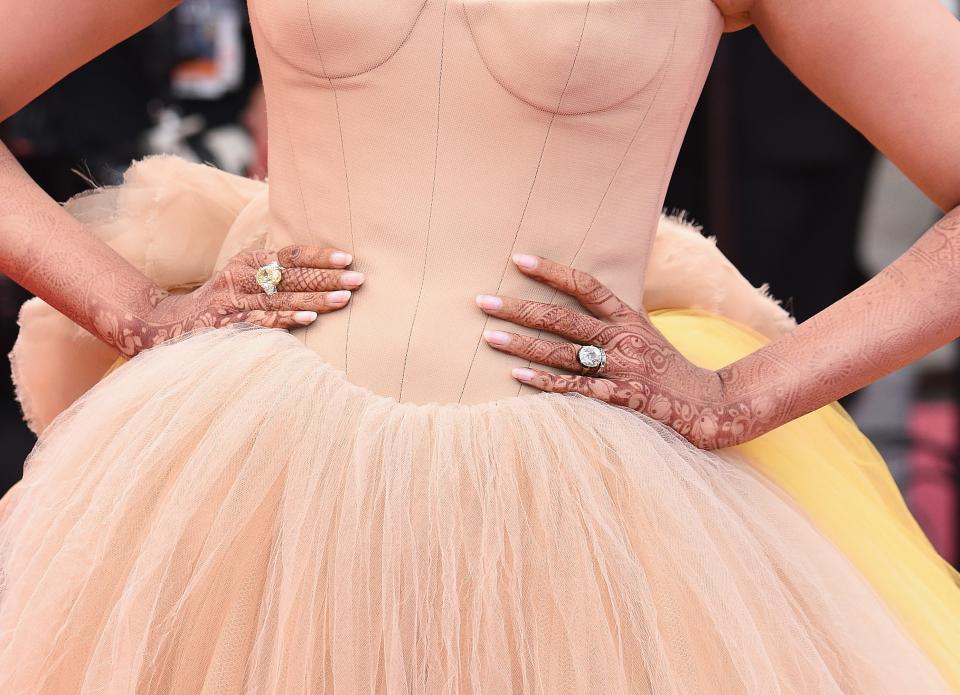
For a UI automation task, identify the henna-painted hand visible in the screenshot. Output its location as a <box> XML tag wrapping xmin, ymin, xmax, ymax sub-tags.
<box><xmin>109</xmin><ymin>245</ymin><xmax>364</xmax><ymax>358</ymax></box>
<box><xmin>476</xmin><ymin>254</ymin><xmax>749</xmax><ymax>450</ymax></box>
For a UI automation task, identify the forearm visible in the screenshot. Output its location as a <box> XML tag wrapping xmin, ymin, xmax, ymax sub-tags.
<box><xmin>717</xmin><ymin>206</ymin><xmax>960</xmax><ymax>442</ymax></box>
<box><xmin>0</xmin><ymin>142</ymin><xmax>167</xmax><ymax>355</ymax></box>
<box><xmin>1</xmin><ymin>0</ymin><xmax>180</xmax><ymax>121</ymax></box>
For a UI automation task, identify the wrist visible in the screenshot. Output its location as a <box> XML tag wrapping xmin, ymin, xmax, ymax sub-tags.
<box><xmin>92</xmin><ymin>284</ymin><xmax>173</xmax><ymax>357</ymax></box>
<box><xmin>675</xmin><ymin>365</ymin><xmax>732</xmax><ymax>450</ymax></box>
<box><xmin>713</xmin><ymin>358</ymin><xmax>789</xmax><ymax>447</ymax></box>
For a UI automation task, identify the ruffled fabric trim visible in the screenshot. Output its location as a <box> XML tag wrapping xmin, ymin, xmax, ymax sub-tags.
<box><xmin>9</xmin><ymin>155</ymin><xmax>793</xmax><ymax>434</ymax></box>
<box><xmin>0</xmin><ymin>324</ymin><xmax>948</xmax><ymax>694</ymax></box>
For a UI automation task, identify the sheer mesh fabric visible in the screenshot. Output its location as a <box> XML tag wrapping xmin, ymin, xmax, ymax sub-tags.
<box><xmin>1</xmin><ymin>1</ymin><xmax>957</xmax><ymax>692</ymax></box>
<box><xmin>0</xmin><ymin>326</ymin><xmax>952</xmax><ymax>693</ymax></box>
<box><xmin>250</xmin><ymin>0</ymin><xmax>722</xmax><ymax>403</ymax></box>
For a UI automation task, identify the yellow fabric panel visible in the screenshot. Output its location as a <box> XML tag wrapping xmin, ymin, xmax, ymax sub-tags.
<box><xmin>652</xmin><ymin>309</ymin><xmax>960</xmax><ymax>691</ymax></box>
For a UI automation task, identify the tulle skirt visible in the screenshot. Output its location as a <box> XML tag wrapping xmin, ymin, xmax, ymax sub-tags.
<box><xmin>2</xmin><ymin>156</ymin><xmax>958</xmax><ymax>692</ymax></box>
<box><xmin>657</xmin><ymin>310</ymin><xmax>960</xmax><ymax>689</ymax></box>
<box><xmin>0</xmin><ymin>322</ymin><xmax>954</xmax><ymax>694</ymax></box>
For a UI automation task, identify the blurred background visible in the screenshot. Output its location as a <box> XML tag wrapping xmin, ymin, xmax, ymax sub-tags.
<box><xmin>0</xmin><ymin>1</ymin><xmax>957</xmax><ymax>569</ymax></box>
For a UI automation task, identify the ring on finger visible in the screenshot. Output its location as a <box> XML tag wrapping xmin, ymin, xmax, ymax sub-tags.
<box><xmin>577</xmin><ymin>344</ymin><xmax>607</xmax><ymax>372</ymax></box>
<box><xmin>255</xmin><ymin>261</ymin><xmax>285</xmax><ymax>295</ymax></box>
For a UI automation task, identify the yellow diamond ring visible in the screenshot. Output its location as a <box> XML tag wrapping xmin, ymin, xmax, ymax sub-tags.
<box><xmin>255</xmin><ymin>261</ymin><xmax>284</xmax><ymax>295</ymax></box>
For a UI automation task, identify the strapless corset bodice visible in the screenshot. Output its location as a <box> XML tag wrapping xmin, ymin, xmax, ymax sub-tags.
<box><xmin>249</xmin><ymin>0</ymin><xmax>723</xmax><ymax>403</ymax></box>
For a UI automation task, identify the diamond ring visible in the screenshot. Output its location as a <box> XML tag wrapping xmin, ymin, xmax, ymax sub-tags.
<box><xmin>255</xmin><ymin>261</ymin><xmax>284</xmax><ymax>295</ymax></box>
<box><xmin>577</xmin><ymin>344</ymin><xmax>607</xmax><ymax>371</ymax></box>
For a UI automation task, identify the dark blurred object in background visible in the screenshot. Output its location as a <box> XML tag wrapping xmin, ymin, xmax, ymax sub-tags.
<box><xmin>3</xmin><ymin>0</ymin><xmax>260</xmax><ymax>195</ymax></box>
<box><xmin>0</xmin><ymin>29</ymin><xmax>168</xmax><ymax>488</ymax></box>
<box><xmin>3</xmin><ymin>31</ymin><xmax>166</xmax><ymax>199</ymax></box>
<box><xmin>0</xmin><ymin>276</ymin><xmax>33</xmax><ymax>493</ymax></box>
<box><xmin>145</xmin><ymin>0</ymin><xmax>262</xmax><ymax>174</ymax></box>
<box><xmin>666</xmin><ymin>26</ymin><xmax>958</xmax><ymax>566</ymax></box>
<box><xmin>1</xmin><ymin>17</ymin><xmax>956</xmax><ymax>563</ymax></box>
<box><xmin>0</xmin><ymin>0</ymin><xmax>260</xmax><ymax>493</ymax></box>
<box><xmin>666</xmin><ymin>26</ymin><xmax>875</xmax><ymax>324</ymax></box>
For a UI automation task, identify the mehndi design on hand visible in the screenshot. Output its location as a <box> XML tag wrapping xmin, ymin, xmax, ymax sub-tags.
<box><xmin>0</xmin><ymin>144</ymin><xmax>361</xmax><ymax>358</ymax></box>
<box><xmin>479</xmin><ymin>206</ymin><xmax>960</xmax><ymax>451</ymax></box>
<box><xmin>476</xmin><ymin>255</ymin><xmax>740</xmax><ymax>449</ymax></box>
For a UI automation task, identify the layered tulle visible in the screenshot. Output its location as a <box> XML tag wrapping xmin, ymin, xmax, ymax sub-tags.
<box><xmin>10</xmin><ymin>156</ymin><xmax>795</xmax><ymax>436</ymax></box>
<box><xmin>0</xmin><ymin>324</ymin><xmax>952</xmax><ymax>694</ymax></box>
<box><xmin>657</xmin><ymin>310</ymin><xmax>960</xmax><ymax>689</ymax></box>
<box><xmin>4</xmin><ymin>156</ymin><xmax>959</xmax><ymax>691</ymax></box>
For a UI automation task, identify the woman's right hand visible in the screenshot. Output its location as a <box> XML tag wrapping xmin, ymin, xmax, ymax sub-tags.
<box><xmin>103</xmin><ymin>245</ymin><xmax>364</xmax><ymax>357</ymax></box>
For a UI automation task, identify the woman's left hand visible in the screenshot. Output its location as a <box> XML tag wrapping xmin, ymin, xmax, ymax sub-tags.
<box><xmin>476</xmin><ymin>255</ymin><xmax>751</xmax><ymax>450</ymax></box>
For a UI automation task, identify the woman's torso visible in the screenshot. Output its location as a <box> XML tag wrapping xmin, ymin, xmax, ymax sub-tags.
<box><xmin>251</xmin><ymin>0</ymin><xmax>722</xmax><ymax>403</ymax></box>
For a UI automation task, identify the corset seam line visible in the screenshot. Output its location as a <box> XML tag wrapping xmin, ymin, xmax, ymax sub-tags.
<box><xmin>399</xmin><ymin>0</ymin><xmax>450</xmax><ymax>402</ymax></box>
<box><xmin>272</xmin><ymin>95</ymin><xmax>314</xmax><ymax>353</ymax></box>
<box><xmin>462</xmin><ymin>0</ymin><xmax>646</xmax><ymax>116</ymax></box>
<box><xmin>306</xmin><ymin>0</ymin><xmax>357</xmax><ymax>375</ymax></box>
<box><xmin>315</xmin><ymin>1</ymin><xmax>430</xmax><ymax>81</ymax></box>
<box><xmin>457</xmin><ymin>1</ymin><xmax>592</xmax><ymax>403</ymax></box>
<box><xmin>516</xmin><ymin>27</ymin><xmax>677</xmax><ymax>397</ymax></box>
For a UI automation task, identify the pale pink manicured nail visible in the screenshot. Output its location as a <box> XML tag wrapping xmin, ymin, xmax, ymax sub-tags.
<box><xmin>294</xmin><ymin>311</ymin><xmax>318</xmax><ymax>324</ymax></box>
<box><xmin>475</xmin><ymin>294</ymin><xmax>503</xmax><ymax>310</ymax></box>
<box><xmin>483</xmin><ymin>330</ymin><xmax>511</xmax><ymax>347</ymax></box>
<box><xmin>512</xmin><ymin>367</ymin><xmax>535</xmax><ymax>382</ymax></box>
<box><xmin>512</xmin><ymin>254</ymin><xmax>539</xmax><ymax>270</ymax></box>
<box><xmin>341</xmin><ymin>271</ymin><xmax>365</xmax><ymax>288</ymax></box>
<box><xmin>327</xmin><ymin>290</ymin><xmax>352</xmax><ymax>305</ymax></box>
<box><xmin>330</xmin><ymin>251</ymin><xmax>353</xmax><ymax>266</ymax></box>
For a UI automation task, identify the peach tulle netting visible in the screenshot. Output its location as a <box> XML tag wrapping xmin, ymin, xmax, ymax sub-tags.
<box><xmin>0</xmin><ymin>325</ymin><xmax>950</xmax><ymax>694</ymax></box>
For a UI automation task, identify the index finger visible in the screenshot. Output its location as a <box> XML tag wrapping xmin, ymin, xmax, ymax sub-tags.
<box><xmin>277</xmin><ymin>245</ymin><xmax>353</xmax><ymax>269</ymax></box>
<box><xmin>511</xmin><ymin>367</ymin><xmax>615</xmax><ymax>400</ymax></box>
<box><xmin>512</xmin><ymin>254</ymin><xmax>635</xmax><ymax>322</ymax></box>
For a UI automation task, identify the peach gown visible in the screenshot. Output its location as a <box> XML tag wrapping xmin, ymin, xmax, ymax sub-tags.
<box><xmin>2</xmin><ymin>0</ymin><xmax>960</xmax><ymax>693</ymax></box>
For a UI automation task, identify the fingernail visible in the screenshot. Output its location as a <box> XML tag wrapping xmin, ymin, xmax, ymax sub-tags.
<box><xmin>483</xmin><ymin>330</ymin><xmax>511</xmax><ymax>347</ymax></box>
<box><xmin>327</xmin><ymin>290</ymin><xmax>352</xmax><ymax>305</ymax></box>
<box><xmin>475</xmin><ymin>294</ymin><xmax>503</xmax><ymax>311</ymax></box>
<box><xmin>330</xmin><ymin>251</ymin><xmax>353</xmax><ymax>267</ymax></box>
<box><xmin>341</xmin><ymin>271</ymin><xmax>365</xmax><ymax>288</ymax></box>
<box><xmin>512</xmin><ymin>254</ymin><xmax>539</xmax><ymax>270</ymax></box>
<box><xmin>294</xmin><ymin>311</ymin><xmax>317</xmax><ymax>324</ymax></box>
<box><xmin>512</xmin><ymin>367</ymin><xmax>535</xmax><ymax>382</ymax></box>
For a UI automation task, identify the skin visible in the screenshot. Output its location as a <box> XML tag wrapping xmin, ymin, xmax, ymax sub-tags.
<box><xmin>242</xmin><ymin>83</ymin><xmax>269</xmax><ymax>180</ymax></box>
<box><xmin>476</xmin><ymin>0</ymin><xmax>960</xmax><ymax>448</ymax></box>
<box><xmin>1</xmin><ymin>0</ymin><xmax>958</xmax><ymax>429</ymax></box>
<box><xmin>479</xmin><ymin>216</ymin><xmax>960</xmax><ymax>449</ymax></box>
<box><xmin>1</xmin><ymin>0</ymin><xmax>360</xmax><ymax>357</ymax></box>
<box><xmin>0</xmin><ymin>142</ymin><xmax>363</xmax><ymax>358</ymax></box>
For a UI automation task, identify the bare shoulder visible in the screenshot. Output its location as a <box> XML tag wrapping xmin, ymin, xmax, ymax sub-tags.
<box><xmin>711</xmin><ymin>0</ymin><xmax>757</xmax><ymax>31</ymax></box>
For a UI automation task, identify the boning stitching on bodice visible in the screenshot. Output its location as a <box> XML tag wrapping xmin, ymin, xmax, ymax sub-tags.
<box><xmin>462</xmin><ymin>0</ymin><xmax>672</xmax><ymax>116</ymax></box>
<box><xmin>398</xmin><ymin>1</ymin><xmax>450</xmax><ymax>402</ymax></box>
<box><xmin>517</xmin><ymin>30</ymin><xmax>677</xmax><ymax>395</ymax></box>
<box><xmin>305</xmin><ymin>0</ymin><xmax>357</xmax><ymax>373</ymax></box>
<box><xmin>457</xmin><ymin>0</ymin><xmax>592</xmax><ymax>402</ymax></box>
<box><xmin>252</xmin><ymin>0</ymin><xmax>430</xmax><ymax>80</ymax></box>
